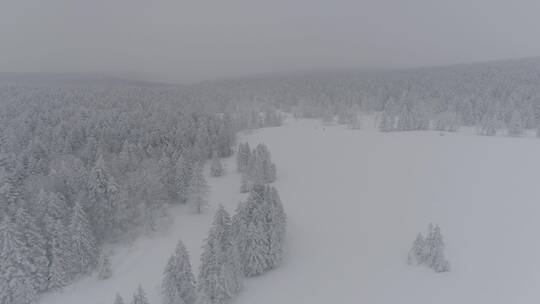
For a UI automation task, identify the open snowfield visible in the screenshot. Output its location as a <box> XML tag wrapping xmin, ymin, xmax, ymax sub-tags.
<box><xmin>42</xmin><ymin>117</ymin><xmax>540</xmax><ymax>304</ymax></box>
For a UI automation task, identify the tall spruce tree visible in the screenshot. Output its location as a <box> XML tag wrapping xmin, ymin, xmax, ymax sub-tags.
<box><xmin>0</xmin><ymin>216</ymin><xmax>37</xmax><ymax>304</ymax></box>
<box><xmin>198</xmin><ymin>206</ymin><xmax>242</xmax><ymax>304</ymax></box>
<box><xmin>14</xmin><ymin>206</ymin><xmax>49</xmax><ymax>291</ymax></box>
<box><xmin>69</xmin><ymin>200</ymin><xmax>98</xmax><ymax>275</ymax></box>
<box><xmin>162</xmin><ymin>240</ymin><xmax>196</xmax><ymax>304</ymax></box>
<box><xmin>188</xmin><ymin>164</ymin><xmax>209</xmax><ymax>214</ymax></box>
<box><xmin>175</xmin><ymin>155</ymin><xmax>193</xmax><ymax>204</ymax></box>
<box><xmin>87</xmin><ymin>154</ymin><xmax>119</xmax><ymax>240</ymax></box>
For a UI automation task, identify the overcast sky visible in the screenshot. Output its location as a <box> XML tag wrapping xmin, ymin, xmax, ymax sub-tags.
<box><xmin>2</xmin><ymin>0</ymin><xmax>540</xmax><ymax>83</ymax></box>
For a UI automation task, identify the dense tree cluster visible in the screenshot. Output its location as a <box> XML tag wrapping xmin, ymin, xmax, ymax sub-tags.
<box><xmin>195</xmin><ymin>57</ymin><xmax>540</xmax><ymax>136</ymax></box>
<box><xmin>0</xmin><ymin>83</ymin><xmax>280</xmax><ymax>303</ymax></box>
<box><xmin>160</xmin><ymin>183</ymin><xmax>286</xmax><ymax>304</ymax></box>
<box><xmin>407</xmin><ymin>223</ymin><xmax>450</xmax><ymax>273</ymax></box>
<box><xmin>236</xmin><ymin>143</ymin><xmax>276</xmax><ymax>192</ymax></box>
<box><xmin>232</xmin><ymin>184</ymin><xmax>286</xmax><ymax>276</ymax></box>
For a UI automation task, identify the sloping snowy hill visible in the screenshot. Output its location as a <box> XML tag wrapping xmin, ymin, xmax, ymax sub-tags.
<box><xmin>42</xmin><ymin>117</ymin><xmax>540</xmax><ymax>304</ymax></box>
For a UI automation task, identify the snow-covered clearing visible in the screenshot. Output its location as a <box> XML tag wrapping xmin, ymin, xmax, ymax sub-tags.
<box><xmin>42</xmin><ymin>117</ymin><xmax>540</xmax><ymax>304</ymax></box>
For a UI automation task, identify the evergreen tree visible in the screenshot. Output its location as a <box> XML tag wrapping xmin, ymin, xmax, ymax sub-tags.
<box><xmin>114</xmin><ymin>294</ymin><xmax>125</xmax><ymax>304</ymax></box>
<box><xmin>162</xmin><ymin>240</ymin><xmax>196</xmax><ymax>304</ymax></box>
<box><xmin>236</xmin><ymin>143</ymin><xmax>251</xmax><ymax>173</ymax></box>
<box><xmin>198</xmin><ymin>206</ymin><xmax>242</xmax><ymax>304</ymax></box>
<box><xmin>241</xmin><ymin>223</ymin><xmax>268</xmax><ymax>276</ymax></box>
<box><xmin>188</xmin><ymin>164</ymin><xmax>209</xmax><ymax>214</ymax></box>
<box><xmin>14</xmin><ymin>206</ymin><xmax>49</xmax><ymax>291</ymax></box>
<box><xmin>98</xmin><ymin>252</ymin><xmax>113</xmax><ymax>280</ymax></box>
<box><xmin>210</xmin><ymin>152</ymin><xmax>225</xmax><ymax>177</ymax></box>
<box><xmin>175</xmin><ymin>155</ymin><xmax>193</xmax><ymax>204</ymax></box>
<box><xmin>131</xmin><ymin>285</ymin><xmax>150</xmax><ymax>304</ymax></box>
<box><xmin>508</xmin><ymin>110</ymin><xmax>524</xmax><ymax>137</ymax></box>
<box><xmin>0</xmin><ymin>216</ymin><xmax>37</xmax><ymax>304</ymax></box>
<box><xmin>159</xmin><ymin>153</ymin><xmax>178</xmax><ymax>202</ymax></box>
<box><xmin>87</xmin><ymin>154</ymin><xmax>119</xmax><ymax>240</ymax></box>
<box><xmin>407</xmin><ymin>233</ymin><xmax>426</xmax><ymax>265</ymax></box>
<box><xmin>425</xmin><ymin>224</ymin><xmax>450</xmax><ymax>272</ymax></box>
<box><xmin>379</xmin><ymin>111</ymin><xmax>394</xmax><ymax>132</ymax></box>
<box><xmin>69</xmin><ymin>200</ymin><xmax>98</xmax><ymax>275</ymax></box>
<box><xmin>408</xmin><ymin>223</ymin><xmax>450</xmax><ymax>273</ymax></box>
<box><xmin>239</xmin><ymin>173</ymin><xmax>250</xmax><ymax>194</ymax></box>
<box><xmin>233</xmin><ymin>185</ymin><xmax>286</xmax><ymax>276</ymax></box>
<box><xmin>47</xmin><ymin>219</ymin><xmax>72</xmax><ymax>290</ymax></box>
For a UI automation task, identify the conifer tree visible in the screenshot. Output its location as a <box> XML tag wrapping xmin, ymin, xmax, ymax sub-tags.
<box><xmin>175</xmin><ymin>155</ymin><xmax>193</xmax><ymax>204</ymax></box>
<box><xmin>159</xmin><ymin>153</ymin><xmax>178</xmax><ymax>201</ymax></box>
<box><xmin>114</xmin><ymin>294</ymin><xmax>125</xmax><ymax>304</ymax></box>
<box><xmin>241</xmin><ymin>222</ymin><xmax>268</xmax><ymax>276</ymax></box>
<box><xmin>14</xmin><ymin>206</ymin><xmax>49</xmax><ymax>291</ymax></box>
<box><xmin>210</xmin><ymin>152</ymin><xmax>224</xmax><ymax>177</ymax></box>
<box><xmin>239</xmin><ymin>173</ymin><xmax>250</xmax><ymax>193</ymax></box>
<box><xmin>87</xmin><ymin>154</ymin><xmax>119</xmax><ymax>239</ymax></box>
<box><xmin>162</xmin><ymin>240</ymin><xmax>196</xmax><ymax>304</ymax></box>
<box><xmin>0</xmin><ymin>216</ymin><xmax>37</xmax><ymax>304</ymax></box>
<box><xmin>198</xmin><ymin>206</ymin><xmax>242</xmax><ymax>304</ymax></box>
<box><xmin>48</xmin><ymin>219</ymin><xmax>72</xmax><ymax>290</ymax></box>
<box><xmin>98</xmin><ymin>252</ymin><xmax>113</xmax><ymax>280</ymax></box>
<box><xmin>69</xmin><ymin>200</ymin><xmax>98</xmax><ymax>275</ymax></box>
<box><xmin>131</xmin><ymin>285</ymin><xmax>150</xmax><ymax>304</ymax></box>
<box><xmin>188</xmin><ymin>164</ymin><xmax>209</xmax><ymax>214</ymax></box>
<box><xmin>236</xmin><ymin>143</ymin><xmax>251</xmax><ymax>173</ymax></box>
<box><xmin>407</xmin><ymin>233</ymin><xmax>425</xmax><ymax>265</ymax></box>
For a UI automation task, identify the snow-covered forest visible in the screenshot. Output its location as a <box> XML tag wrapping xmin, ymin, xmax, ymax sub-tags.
<box><xmin>3</xmin><ymin>56</ymin><xmax>540</xmax><ymax>304</ymax></box>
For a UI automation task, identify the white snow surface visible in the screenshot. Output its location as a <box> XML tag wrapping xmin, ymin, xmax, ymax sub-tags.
<box><xmin>41</xmin><ymin>117</ymin><xmax>540</xmax><ymax>304</ymax></box>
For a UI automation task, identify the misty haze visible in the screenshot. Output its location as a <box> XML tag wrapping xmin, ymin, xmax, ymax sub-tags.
<box><xmin>2</xmin><ymin>1</ymin><xmax>540</xmax><ymax>304</ymax></box>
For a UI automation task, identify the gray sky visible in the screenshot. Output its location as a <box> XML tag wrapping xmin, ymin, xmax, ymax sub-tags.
<box><xmin>2</xmin><ymin>0</ymin><xmax>540</xmax><ymax>83</ymax></box>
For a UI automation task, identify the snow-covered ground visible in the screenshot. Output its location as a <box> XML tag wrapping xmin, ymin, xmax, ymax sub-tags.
<box><xmin>42</xmin><ymin>117</ymin><xmax>540</xmax><ymax>304</ymax></box>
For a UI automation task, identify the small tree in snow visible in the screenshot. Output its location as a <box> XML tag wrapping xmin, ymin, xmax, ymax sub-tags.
<box><xmin>210</xmin><ymin>152</ymin><xmax>224</xmax><ymax>177</ymax></box>
<box><xmin>408</xmin><ymin>223</ymin><xmax>450</xmax><ymax>273</ymax></box>
<box><xmin>188</xmin><ymin>164</ymin><xmax>209</xmax><ymax>214</ymax></box>
<box><xmin>114</xmin><ymin>294</ymin><xmax>125</xmax><ymax>304</ymax></box>
<box><xmin>131</xmin><ymin>285</ymin><xmax>150</xmax><ymax>304</ymax></box>
<box><xmin>407</xmin><ymin>233</ymin><xmax>426</xmax><ymax>265</ymax></box>
<box><xmin>98</xmin><ymin>251</ymin><xmax>113</xmax><ymax>280</ymax></box>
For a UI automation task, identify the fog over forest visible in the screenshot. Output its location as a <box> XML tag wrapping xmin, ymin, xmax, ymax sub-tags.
<box><xmin>2</xmin><ymin>0</ymin><xmax>540</xmax><ymax>83</ymax></box>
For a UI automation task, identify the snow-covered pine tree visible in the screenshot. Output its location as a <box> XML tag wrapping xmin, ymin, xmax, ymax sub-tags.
<box><xmin>507</xmin><ymin>110</ymin><xmax>524</xmax><ymax>137</ymax></box>
<box><xmin>407</xmin><ymin>233</ymin><xmax>425</xmax><ymax>265</ymax></box>
<box><xmin>241</xmin><ymin>222</ymin><xmax>268</xmax><ymax>276</ymax></box>
<box><xmin>0</xmin><ymin>216</ymin><xmax>37</xmax><ymax>304</ymax></box>
<box><xmin>245</xmin><ymin>144</ymin><xmax>276</xmax><ymax>185</ymax></box>
<box><xmin>425</xmin><ymin>224</ymin><xmax>450</xmax><ymax>272</ymax></box>
<box><xmin>210</xmin><ymin>152</ymin><xmax>225</xmax><ymax>177</ymax></box>
<box><xmin>265</xmin><ymin>187</ymin><xmax>286</xmax><ymax>269</ymax></box>
<box><xmin>47</xmin><ymin>219</ymin><xmax>72</xmax><ymax>290</ymax></box>
<box><xmin>114</xmin><ymin>293</ymin><xmax>125</xmax><ymax>304</ymax></box>
<box><xmin>233</xmin><ymin>184</ymin><xmax>286</xmax><ymax>275</ymax></box>
<box><xmin>409</xmin><ymin>223</ymin><xmax>450</xmax><ymax>272</ymax></box>
<box><xmin>175</xmin><ymin>155</ymin><xmax>193</xmax><ymax>204</ymax></box>
<box><xmin>159</xmin><ymin>153</ymin><xmax>178</xmax><ymax>202</ymax></box>
<box><xmin>379</xmin><ymin>111</ymin><xmax>394</xmax><ymax>132</ymax></box>
<box><xmin>239</xmin><ymin>173</ymin><xmax>250</xmax><ymax>193</ymax></box>
<box><xmin>14</xmin><ymin>206</ymin><xmax>49</xmax><ymax>291</ymax></box>
<box><xmin>236</xmin><ymin>143</ymin><xmax>251</xmax><ymax>173</ymax></box>
<box><xmin>98</xmin><ymin>251</ymin><xmax>113</xmax><ymax>280</ymax></box>
<box><xmin>188</xmin><ymin>164</ymin><xmax>209</xmax><ymax>214</ymax></box>
<box><xmin>198</xmin><ymin>206</ymin><xmax>243</xmax><ymax>304</ymax></box>
<box><xmin>131</xmin><ymin>285</ymin><xmax>150</xmax><ymax>304</ymax></box>
<box><xmin>69</xmin><ymin>200</ymin><xmax>98</xmax><ymax>276</ymax></box>
<box><xmin>87</xmin><ymin>154</ymin><xmax>119</xmax><ymax>240</ymax></box>
<box><xmin>162</xmin><ymin>240</ymin><xmax>196</xmax><ymax>304</ymax></box>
